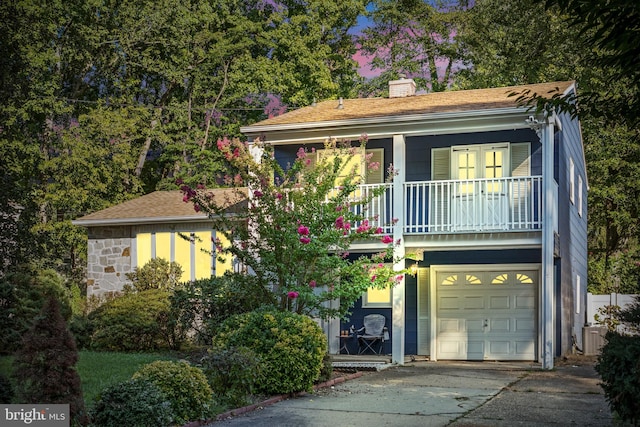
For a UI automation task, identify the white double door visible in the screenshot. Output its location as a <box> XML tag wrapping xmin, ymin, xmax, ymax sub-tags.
<box><xmin>451</xmin><ymin>145</ymin><xmax>509</xmax><ymax>231</ymax></box>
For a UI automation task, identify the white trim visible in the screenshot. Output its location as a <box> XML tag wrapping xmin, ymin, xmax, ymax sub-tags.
<box><xmin>392</xmin><ymin>134</ymin><xmax>406</xmax><ymax>365</ymax></box>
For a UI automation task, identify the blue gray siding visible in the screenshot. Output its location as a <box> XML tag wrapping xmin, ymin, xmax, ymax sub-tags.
<box><xmin>555</xmin><ymin>107</ymin><xmax>588</xmax><ymax>353</ymax></box>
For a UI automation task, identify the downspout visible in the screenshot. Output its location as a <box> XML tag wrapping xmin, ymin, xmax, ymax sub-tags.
<box><xmin>392</xmin><ymin>134</ymin><xmax>406</xmax><ymax>365</ymax></box>
<box><xmin>541</xmin><ymin>114</ymin><xmax>556</xmax><ymax>370</ymax></box>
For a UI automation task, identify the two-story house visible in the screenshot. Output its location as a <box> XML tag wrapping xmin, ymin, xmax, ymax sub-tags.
<box><xmin>241</xmin><ymin>80</ymin><xmax>588</xmax><ymax>369</ymax></box>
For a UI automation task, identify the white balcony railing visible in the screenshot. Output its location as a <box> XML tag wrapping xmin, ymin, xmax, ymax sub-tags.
<box><xmin>349</xmin><ymin>177</ymin><xmax>543</xmax><ymax>235</ymax></box>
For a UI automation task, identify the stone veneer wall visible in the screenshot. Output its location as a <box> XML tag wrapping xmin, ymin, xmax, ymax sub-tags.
<box><xmin>86</xmin><ymin>225</ymin><xmax>133</xmax><ymax>297</ymax></box>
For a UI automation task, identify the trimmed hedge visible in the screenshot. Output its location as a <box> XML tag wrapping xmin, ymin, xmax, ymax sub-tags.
<box><xmin>212</xmin><ymin>309</ymin><xmax>327</xmax><ymax>395</ymax></box>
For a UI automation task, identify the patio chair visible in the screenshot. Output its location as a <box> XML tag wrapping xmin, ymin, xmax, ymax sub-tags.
<box><xmin>356</xmin><ymin>314</ymin><xmax>389</xmax><ymax>355</ymax></box>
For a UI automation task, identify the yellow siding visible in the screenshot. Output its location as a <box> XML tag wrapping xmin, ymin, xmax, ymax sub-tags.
<box><xmin>175</xmin><ymin>233</ymin><xmax>192</xmax><ymax>282</ymax></box>
<box><xmin>136</xmin><ymin>233</ymin><xmax>152</xmax><ymax>268</ymax></box>
<box><xmin>156</xmin><ymin>232</ymin><xmax>172</xmax><ymax>261</ymax></box>
<box><xmin>194</xmin><ymin>231</ymin><xmax>212</xmax><ymax>279</ymax></box>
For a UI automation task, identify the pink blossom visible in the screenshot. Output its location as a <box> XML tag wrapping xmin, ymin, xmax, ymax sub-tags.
<box><xmin>335</xmin><ymin>205</ymin><xmax>343</xmax><ymax>212</ymax></box>
<box><xmin>374</xmin><ymin>227</ymin><xmax>383</xmax><ymax>234</ymax></box>
<box><xmin>371</xmin><ymin>275</ymin><xmax>377</xmax><ymax>282</ymax></box>
<box><xmin>296</xmin><ymin>147</ymin><xmax>306</xmax><ymax>159</ymax></box>
<box><xmin>197</xmin><ymin>183</ymin><xmax>205</xmax><ymax>189</ymax></box>
<box><xmin>335</xmin><ymin>216</ymin><xmax>344</xmax><ymax>229</ymax></box>
<box><xmin>233</xmin><ymin>147</ymin><xmax>240</xmax><ymax>158</ymax></box>
<box><xmin>305</xmin><ymin>158</ymin><xmax>311</xmax><ymax>166</ymax></box>
<box><xmin>297</xmin><ymin>225</ymin><xmax>309</xmax><ymax>235</ymax></box>
<box><xmin>253</xmin><ymin>190</ymin><xmax>263</xmax><ymax>198</ymax></box>
<box><xmin>381</xmin><ymin>235</ymin><xmax>394</xmax><ymax>244</ymax></box>
<box><xmin>300</xmin><ymin>236</ymin><xmax>311</xmax><ymax>244</ymax></box>
<box><xmin>194</xmin><ymin>204</ymin><xmax>201</xmax><ymax>212</ymax></box>
<box><xmin>309</xmin><ymin>280</ymin><xmax>316</xmax><ymax>288</ymax></box>
<box><xmin>287</xmin><ymin>291</ymin><xmax>299</xmax><ymax>299</ymax></box>
<box><xmin>234</xmin><ymin>174</ymin><xmax>243</xmax><ymax>186</ymax></box>
<box><xmin>276</xmin><ymin>193</ymin><xmax>283</xmax><ymax>200</ymax></box>
<box><xmin>395</xmin><ymin>275</ymin><xmax>404</xmax><ymax>283</ymax></box>
<box><xmin>175</xmin><ymin>178</ymin><xmax>184</xmax><ymax>185</ymax></box>
<box><xmin>356</xmin><ymin>220</ymin><xmax>370</xmax><ymax>233</ymax></box>
<box><xmin>368</xmin><ymin>161</ymin><xmax>380</xmax><ymax>171</ymax></box>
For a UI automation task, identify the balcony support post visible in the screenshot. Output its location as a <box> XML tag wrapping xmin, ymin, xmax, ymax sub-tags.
<box><xmin>541</xmin><ymin>116</ymin><xmax>556</xmax><ymax>370</ymax></box>
<box><xmin>392</xmin><ymin>134</ymin><xmax>406</xmax><ymax>365</ymax></box>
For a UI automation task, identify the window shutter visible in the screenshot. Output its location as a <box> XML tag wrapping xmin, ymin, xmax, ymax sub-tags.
<box><xmin>365</xmin><ymin>148</ymin><xmax>384</xmax><ymax>184</ymax></box>
<box><xmin>510</xmin><ymin>143</ymin><xmax>530</xmax><ymax>176</ymax></box>
<box><xmin>431</xmin><ymin>148</ymin><xmax>450</xmax><ymax>180</ymax></box>
<box><xmin>417</xmin><ymin>268</ymin><xmax>430</xmax><ymax>355</ymax></box>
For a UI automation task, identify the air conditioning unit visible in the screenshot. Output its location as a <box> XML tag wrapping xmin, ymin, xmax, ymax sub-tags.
<box><xmin>582</xmin><ymin>326</ymin><xmax>607</xmax><ymax>355</ymax></box>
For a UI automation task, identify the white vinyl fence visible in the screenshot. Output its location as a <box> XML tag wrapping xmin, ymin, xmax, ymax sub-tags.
<box><xmin>586</xmin><ymin>293</ymin><xmax>638</xmax><ymax>325</ymax></box>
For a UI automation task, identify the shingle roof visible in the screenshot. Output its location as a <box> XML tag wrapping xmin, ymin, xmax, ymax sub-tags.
<box><xmin>73</xmin><ymin>189</ymin><xmax>247</xmax><ymax>226</ymax></box>
<box><xmin>247</xmin><ymin>81</ymin><xmax>574</xmax><ymax>128</ymax></box>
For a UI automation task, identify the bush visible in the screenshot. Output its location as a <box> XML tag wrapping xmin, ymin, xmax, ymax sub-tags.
<box><xmin>171</xmin><ymin>273</ymin><xmax>275</xmax><ymax>345</ymax></box>
<box><xmin>89</xmin><ymin>289</ymin><xmax>174</xmax><ymax>351</ymax></box>
<box><xmin>132</xmin><ymin>360</ymin><xmax>213</xmax><ymax>425</ymax></box>
<box><xmin>318</xmin><ymin>353</ymin><xmax>334</xmax><ymax>384</ymax></box>
<box><xmin>126</xmin><ymin>258</ymin><xmax>183</xmax><ymax>292</ymax></box>
<box><xmin>595</xmin><ymin>296</ymin><xmax>640</xmax><ymax>424</ymax></box>
<box><xmin>201</xmin><ymin>346</ymin><xmax>261</xmax><ymax>407</ymax></box>
<box><xmin>12</xmin><ymin>297</ymin><xmax>88</xmax><ymax>425</ymax></box>
<box><xmin>90</xmin><ymin>379</ymin><xmax>173</xmax><ymax>427</ymax></box>
<box><xmin>212</xmin><ymin>309</ymin><xmax>327</xmax><ymax>395</ymax></box>
<box><xmin>0</xmin><ymin>374</ymin><xmax>13</xmax><ymax>403</ymax></box>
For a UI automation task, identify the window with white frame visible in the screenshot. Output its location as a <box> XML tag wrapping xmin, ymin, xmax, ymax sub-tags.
<box><xmin>578</xmin><ymin>175</ymin><xmax>583</xmax><ymax>217</ymax></box>
<box><xmin>569</xmin><ymin>157</ymin><xmax>575</xmax><ymax>204</ymax></box>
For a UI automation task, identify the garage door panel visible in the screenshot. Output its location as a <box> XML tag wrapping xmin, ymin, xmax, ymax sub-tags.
<box><xmin>515</xmin><ymin>317</ymin><xmax>535</xmax><ymax>331</ymax></box>
<box><xmin>436</xmin><ymin>267</ymin><xmax>538</xmax><ymax>361</ymax></box>
<box><xmin>515</xmin><ymin>295</ymin><xmax>535</xmax><ymax>309</ymax></box>
<box><xmin>489</xmin><ymin>295</ymin><xmax>510</xmax><ymax>309</ymax></box>
<box><xmin>464</xmin><ymin>295</ymin><xmax>485</xmax><ymax>309</ymax></box>
<box><xmin>466</xmin><ymin>319</ymin><xmax>484</xmax><ymax>332</ymax></box>
<box><xmin>439</xmin><ymin>318</ymin><xmax>462</xmax><ymax>332</ymax></box>
<box><xmin>489</xmin><ymin>318</ymin><xmax>511</xmax><ymax>332</ymax></box>
<box><xmin>439</xmin><ymin>296</ymin><xmax>460</xmax><ymax>310</ymax></box>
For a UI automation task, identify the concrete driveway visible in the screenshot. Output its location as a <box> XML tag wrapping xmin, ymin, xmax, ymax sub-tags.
<box><xmin>208</xmin><ymin>356</ymin><xmax>613</xmax><ymax>427</ymax></box>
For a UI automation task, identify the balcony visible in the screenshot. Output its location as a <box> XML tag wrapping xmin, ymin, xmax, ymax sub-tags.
<box><xmin>354</xmin><ymin>176</ymin><xmax>543</xmax><ymax>235</ymax></box>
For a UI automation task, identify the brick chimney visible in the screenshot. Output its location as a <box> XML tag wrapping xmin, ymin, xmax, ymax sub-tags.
<box><xmin>389</xmin><ymin>76</ymin><xmax>416</xmax><ymax>98</ymax></box>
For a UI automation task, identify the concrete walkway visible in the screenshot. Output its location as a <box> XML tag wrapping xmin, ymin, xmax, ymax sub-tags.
<box><xmin>208</xmin><ymin>357</ymin><xmax>614</xmax><ymax>427</ymax></box>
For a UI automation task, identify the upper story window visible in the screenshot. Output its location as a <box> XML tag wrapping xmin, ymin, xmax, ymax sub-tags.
<box><xmin>578</xmin><ymin>175</ymin><xmax>583</xmax><ymax>217</ymax></box>
<box><xmin>432</xmin><ymin>142</ymin><xmax>531</xmax><ymax>181</ymax></box>
<box><xmin>569</xmin><ymin>157</ymin><xmax>575</xmax><ymax>204</ymax></box>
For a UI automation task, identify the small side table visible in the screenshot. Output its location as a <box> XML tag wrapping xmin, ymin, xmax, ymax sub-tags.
<box><xmin>337</xmin><ymin>334</ymin><xmax>353</xmax><ymax>354</ymax></box>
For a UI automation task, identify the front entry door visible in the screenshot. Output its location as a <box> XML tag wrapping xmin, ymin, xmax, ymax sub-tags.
<box><xmin>451</xmin><ymin>145</ymin><xmax>509</xmax><ymax>231</ymax></box>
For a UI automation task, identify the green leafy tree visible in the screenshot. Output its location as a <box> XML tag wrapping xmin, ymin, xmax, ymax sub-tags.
<box><xmin>182</xmin><ymin>136</ymin><xmax>408</xmax><ymax>320</ymax></box>
<box><xmin>359</xmin><ymin>0</ymin><xmax>462</xmax><ymax>95</ymax></box>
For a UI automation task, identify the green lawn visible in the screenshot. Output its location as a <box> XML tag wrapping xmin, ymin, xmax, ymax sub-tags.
<box><xmin>0</xmin><ymin>351</ymin><xmax>177</xmax><ymax>408</ymax></box>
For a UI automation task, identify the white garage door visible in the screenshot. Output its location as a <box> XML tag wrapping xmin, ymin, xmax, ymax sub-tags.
<box><xmin>436</xmin><ymin>267</ymin><xmax>538</xmax><ymax>361</ymax></box>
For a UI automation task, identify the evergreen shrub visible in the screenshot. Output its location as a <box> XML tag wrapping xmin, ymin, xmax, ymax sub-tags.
<box><xmin>132</xmin><ymin>360</ymin><xmax>213</xmax><ymax>425</ymax></box>
<box><xmin>212</xmin><ymin>309</ymin><xmax>327</xmax><ymax>395</ymax></box>
<box><xmin>90</xmin><ymin>379</ymin><xmax>173</xmax><ymax>427</ymax></box>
